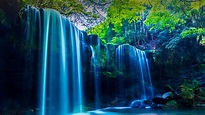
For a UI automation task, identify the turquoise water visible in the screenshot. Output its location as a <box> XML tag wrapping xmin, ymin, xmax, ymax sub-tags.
<box><xmin>116</xmin><ymin>44</ymin><xmax>154</xmax><ymax>99</ymax></box>
<box><xmin>87</xmin><ymin>107</ymin><xmax>205</xmax><ymax>115</ymax></box>
<box><xmin>19</xmin><ymin>107</ymin><xmax>205</xmax><ymax>115</ymax></box>
<box><xmin>27</xmin><ymin>7</ymin><xmax>84</xmax><ymax>114</ymax></box>
<box><xmin>90</xmin><ymin>37</ymin><xmax>101</xmax><ymax>109</ymax></box>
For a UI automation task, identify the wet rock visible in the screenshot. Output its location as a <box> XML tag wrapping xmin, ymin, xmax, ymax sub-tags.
<box><xmin>152</xmin><ymin>96</ymin><xmax>168</xmax><ymax>104</ymax></box>
<box><xmin>107</xmin><ymin>43</ymin><xmax>118</xmax><ymax>51</ymax></box>
<box><xmin>88</xmin><ymin>34</ymin><xmax>99</xmax><ymax>45</ymax></box>
<box><xmin>130</xmin><ymin>100</ymin><xmax>142</xmax><ymax>108</ymax></box>
<box><xmin>130</xmin><ymin>99</ymin><xmax>151</xmax><ymax>108</ymax></box>
<box><xmin>162</xmin><ymin>92</ymin><xmax>173</xmax><ymax>100</ymax></box>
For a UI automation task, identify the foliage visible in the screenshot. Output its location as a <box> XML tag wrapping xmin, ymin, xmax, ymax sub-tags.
<box><xmin>181</xmin><ymin>27</ymin><xmax>205</xmax><ymax>38</ymax></box>
<box><xmin>164</xmin><ymin>100</ymin><xmax>178</xmax><ymax>108</ymax></box>
<box><xmin>190</xmin><ymin>0</ymin><xmax>205</xmax><ymax>10</ymax></box>
<box><xmin>165</xmin><ymin>37</ymin><xmax>181</xmax><ymax>50</ymax></box>
<box><xmin>198</xmin><ymin>36</ymin><xmax>205</xmax><ymax>46</ymax></box>
<box><xmin>88</xmin><ymin>0</ymin><xmax>147</xmax><ymax>46</ymax></box>
<box><xmin>144</xmin><ymin>7</ymin><xmax>184</xmax><ymax>31</ymax></box>
<box><xmin>87</xmin><ymin>20</ymin><xmax>109</xmax><ymax>43</ymax></box>
<box><xmin>181</xmin><ymin>27</ymin><xmax>205</xmax><ymax>45</ymax></box>
<box><xmin>107</xmin><ymin>0</ymin><xmax>145</xmax><ymax>33</ymax></box>
<box><xmin>88</xmin><ymin>0</ymin><xmax>204</xmax><ymax>47</ymax></box>
<box><xmin>179</xmin><ymin>85</ymin><xmax>195</xmax><ymax>99</ymax></box>
<box><xmin>143</xmin><ymin>0</ymin><xmax>205</xmax><ymax>31</ymax></box>
<box><xmin>178</xmin><ymin>80</ymin><xmax>199</xmax><ymax>100</ymax></box>
<box><xmin>108</xmin><ymin>37</ymin><xmax>125</xmax><ymax>45</ymax></box>
<box><xmin>87</xmin><ymin>0</ymin><xmax>205</xmax><ymax>49</ymax></box>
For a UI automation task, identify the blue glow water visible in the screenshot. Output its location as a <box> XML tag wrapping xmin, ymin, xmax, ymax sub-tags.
<box><xmin>90</xmin><ymin>37</ymin><xmax>101</xmax><ymax>109</ymax></box>
<box><xmin>88</xmin><ymin>107</ymin><xmax>205</xmax><ymax>115</ymax></box>
<box><xmin>27</xmin><ymin>7</ymin><xmax>84</xmax><ymax>115</ymax></box>
<box><xmin>116</xmin><ymin>44</ymin><xmax>154</xmax><ymax>99</ymax></box>
<box><xmin>27</xmin><ymin>6</ymin><xmax>154</xmax><ymax>115</ymax></box>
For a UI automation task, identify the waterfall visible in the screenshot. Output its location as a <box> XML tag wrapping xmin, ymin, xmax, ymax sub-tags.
<box><xmin>26</xmin><ymin>5</ymin><xmax>154</xmax><ymax>113</ymax></box>
<box><xmin>27</xmin><ymin>7</ymin><xmax>84</xmax><ymax>114</ymax></box>
<box><xmin>90</xmin><ymin>37</ymin><xmax>101</xmax><ymax>109</ymax></box>
<box><xmin>116</xmin><ymin>44</ymin><xmax>153</xmax><ymax>99</ymax></box>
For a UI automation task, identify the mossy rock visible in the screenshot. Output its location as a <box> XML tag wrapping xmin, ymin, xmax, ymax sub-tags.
<box><xmin>162</xmin><ymin>92</ymin><xmax>173</xmax><ymax>100</ymax></box>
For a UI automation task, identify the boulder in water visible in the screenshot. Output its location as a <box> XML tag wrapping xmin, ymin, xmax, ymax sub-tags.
<box><xmin>130</xmin><ymin>99</ymin><xmax>151</xmax><ymax>108</ymax></box>
<box><xmin>152</xmin><ymin>92</ymin><xmax>173</xmax><ymax>104</ymax></box>
<box><xmin>152</xmin><ymin>96</ymin><xmax>168</xmax><ymax>104</ymax></box>
<box><xmin>162</xmin><ymin>92</ymin><xmax>173</xmax><ymax>100</ymax></box>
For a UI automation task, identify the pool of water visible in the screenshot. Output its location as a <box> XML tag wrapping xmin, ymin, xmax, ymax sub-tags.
<box><xmin>86</xmin><ymin>107</ymin><xmax>205</xmax><ymax>115</ymax></box>
<box><xmin>19</xmin><ymin>107</ymin><xmax>205</xmax><ymax>115</ymax></box>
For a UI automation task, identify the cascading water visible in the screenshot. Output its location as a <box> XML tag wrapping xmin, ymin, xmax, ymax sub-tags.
<box><xmin>26</xmin><ymin>5</ymin><xmax>154</xmax><ymax>114</ymax></box>
<box><xmin>116</xmin><ymin>44</ymin><xmax>154</xmax><ymax>99</ymax></box>
<box><xmin>27</xmin><ymin>7</ymin><xmax>84</xmax><ymax>114</ymax></box>
<box><xmin>90</xmin><ymin>38</ymin><xmax>101</xmax><ymax>109</ymax></box>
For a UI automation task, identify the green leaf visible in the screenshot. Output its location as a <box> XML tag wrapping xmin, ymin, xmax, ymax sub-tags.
<box><xmin>108</xmin><ymin>37</ymin><xmax>125</xmax><ymax>45</ymax></box>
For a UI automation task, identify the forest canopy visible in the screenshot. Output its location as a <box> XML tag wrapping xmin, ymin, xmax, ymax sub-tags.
<box><xmin>87</xmin><ymin>0</ymin><xmax>205</xmax><ymax>46</ymax></box>
<box><xmin>17</xmin><ymin>0</ymin><xmax>205</xmax><ymax>46</ymax></box>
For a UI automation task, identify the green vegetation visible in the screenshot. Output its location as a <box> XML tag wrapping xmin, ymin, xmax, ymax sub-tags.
<box><xmin>18</xmin><ymin>0</ymin><xmax>205</xmax><ymax>46</ymax></box>
<box><xmin>144</xmin><ymin>8</ymin><xmax>184</xmax><ymax>31</ymax></box>
<box><xmin>88</xmin><ymin>0</ymin><xmax>205</xmax><ymax>46</ymax></box>
<box><xmin>179</xmin><ymin>85</ymin><xmax>195</xmax><ymax>100</ymax></box>
<box><xmin>109</xmin><ymin>37</ymin><xmax>125</xmax><ymax>45</ymax></box>
<box><xmin>175</xmin><ymin>80</ymin><xmax>200</xmax><ymax>107</ymax></box>
<box><xmin>164</xmin><ymin>100</ymin><xmax>178</xmax><ymax>108</ymax></box>
<box><xmin>181</xmin><ymin>27</ymin><xmax>205</xmax><ymax>45</ymax></box>
<box><xmin>1</xmin><ymin>0</ymin><xmax>205</xmax><ymax>110</ymax></box>
<box><xmin>179</xmin><ymin>80</ymin><xmax>199</xmax><ymax>100</ymax></box>
<box><xmin>181</xmin><ymin>28</ymin><xmax>205</xmax><ymax>38</ymax></box>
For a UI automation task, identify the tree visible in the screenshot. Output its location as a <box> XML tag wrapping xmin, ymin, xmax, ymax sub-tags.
<box><xmin>88</xmin><ymin>0</ymin><xmax>205</xmax><ymax>47</ymax></box>
<box><xmin>144</xmin><ymin>0</ymin><xmax>205</xmax><ymax>30</ymax></box>
<box><xmin>88</xmin><ymin>0</ymin><xmax>146</xmax><ymax>44</ymax></box>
